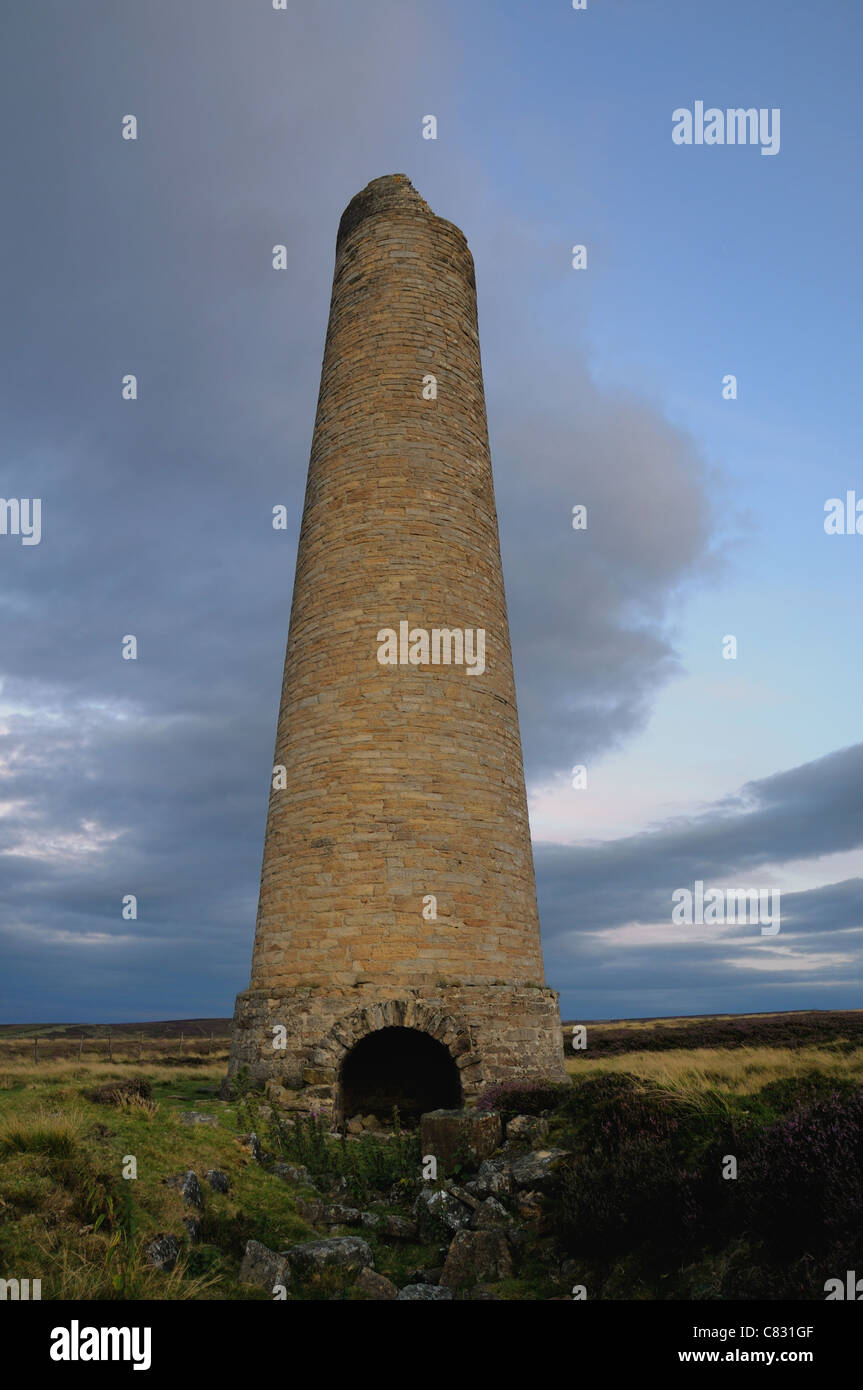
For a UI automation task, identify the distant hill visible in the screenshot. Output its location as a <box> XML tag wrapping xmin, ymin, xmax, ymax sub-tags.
<box><xmin>0</xmin><ymin>1018</ymin><xmax>232</xmax><ymax>1039</ymax></box>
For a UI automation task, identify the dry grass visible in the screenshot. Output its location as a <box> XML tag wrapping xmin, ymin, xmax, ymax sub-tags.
<box><xmin>566</xmin><ymin>1043</ymin><xmax>863</xmax><ymax>1096</ymax></box>
<box><xmin>0</xmin><ymin>1058</ymin><xmax>226</xmax><ymax>1086</ymax></box>
<box><xmin>0</xmin><ymin>1105</ymin><xmax>87</xmax><ymax>1157</ymax></box>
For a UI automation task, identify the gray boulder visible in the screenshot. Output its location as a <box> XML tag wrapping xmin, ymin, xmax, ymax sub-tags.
<box><xmin>420</xmin><ymin>1109</ymin><xmax>502</xmax><ymax>1171</ymax></box>
<box><xmin>473</xmin><ymin>1157</ymin><xmax>513</xmax><ymax>1198</ymax></box>
<box><xmin>414</xmin><ymin>1186</ymin><xmax>472</xmax><ymax>1240</ymax></box>
<box><xmin>204</xmin><ymin>1168</ymin><xmax>230</xmax><ymax>1193</ymax></box>
<box><xmin>506</xmin><ymin>1114</ymin><xmax>550</xmax><ymax>1145</ymax></box>
<box><xmin>239</xmin><ymin>1239</ymin><xmax>289</xmax><ymax>1292</ymax></box>
<box><xmin>440</xmin><ymin>1230</ymin><xmax>513</xmax><ymax>1289</ymax></box>
<box><xmin>322</xmin><ymin>1204</ymin><xmax>364</xmax><ymax>1227</ymax></box>
<box><xmin>181</xmin><ymin>1171</ymin><xmax>203</xmax><ymax>1209</ymax></box>
<box><xmin>270</xmin><ymin>1161</ymin><xmax>311</xmax><ymax>1185</ymax></box>
<box><xmin>373</xmin><ymin>1213</ymin><xmax>418</xmax><ymax>1241</ymax></box>
<box><xmin>474</xmin><ymin>1196</ymin><xmax>510</xmax><ymax>1229</ymax></box>
<box><xmin>145</xmin><ymin>1233</ymin><xmax>181</xmax><ymax>1271</ymax></box>
<box><xmin>355</xmin><ymin>1267</ymin><xmax>398</xmax><ymax>1300</ymax></box>
<box><xmin>508</xmin><ymin>1150</ymin><xmax>569</xmax><ymax>1193</ymax></box>
<box><xmin>397</xmin><ymin>1283</ymin><xmax>454</xmax><ymax>1300</ymax></box>
<box><xmin>285</xmin><ymin>1236</ymin><xmax>373</xmax><ymax>1279</ymax></box>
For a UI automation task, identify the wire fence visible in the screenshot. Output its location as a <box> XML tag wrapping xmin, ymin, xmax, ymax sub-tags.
<box><xmin>0</xmin><ymin>1032</ymin><xmax>232</xmax><ymax>1066</ymax></box>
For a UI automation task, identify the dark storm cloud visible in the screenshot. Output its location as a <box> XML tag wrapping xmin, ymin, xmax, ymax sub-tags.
<box><xmin>536</xmin><ymin>744</ymin><xmax>863</xmax><ymax>1016</ymax></box>
<box><xmin>535</xmin><ymin>739</ymin><xmax>863</xmax><ymax>939</ymax></box>
<box><xmin>0</xmin><ymin>2</ymin><xmax>810</xmax><ymax>1022</ymax></box>
<box><xmin>0</xmin><ymin>0</ymin><xmax>452</xmax><ymax>1019</ymax></box>
<box><xmin>492</xmin><ymin>377</ymin><xmax>724</xmax><ymax>783</ymax></box>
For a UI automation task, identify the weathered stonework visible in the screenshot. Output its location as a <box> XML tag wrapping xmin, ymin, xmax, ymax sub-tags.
<box><xmin>228</xmin><ymin>983</ymin><xmax>565</xmax><ymax>1120</ymax></box>
<box><xmin>226</xmin><ymin>174</ymin><xmax>566</xmax><ymax>1114</ymax></box>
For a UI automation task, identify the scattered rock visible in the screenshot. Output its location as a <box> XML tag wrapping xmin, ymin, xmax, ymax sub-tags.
<box><xmin>346</xmin><ymin>1115</ymin><xmax>363</xmax><ymax>1135</ymax></box>
<box><xmin>361</xmin><ymin>1114</ymin><xmax>378</xmax><ymax>1130</ymax></box>
<box><xmin>373</xmin><ymin>1213</ymin><xmax>418</xmax><ymax>1241</ymax></box>
<box><xmin>414</xmin><ymin>1187</ymin><xmax>472</xmax><ymax>1240</ymax></box>
<box><xmin>270</xmin><ymin>1161</ymin><xmax>311</xmax><ymax>1185</ymax></box>
<box><xmin>355</xmin><ymin>1267</ymin><xmax>398</xmax><ymax>1300</ymax></box>
<box><xmin>506</xmin><ymin>1114</ymin><xmax>550</xmax><ymax>1144</ymax></box>
<box><xmin>474</xmin><ymin>1196</ymin><xmax>510</xmax><ymax>1229</ymax></box>
<box><xmin>322</xmin><ymin>1204</ymin><xmax>364</xmax><ymax>1227</ymax></box>
<box><xmin>204</xmin><ymin>1169</ymin><xmax>229</xmax><ymax>1193</ymax></box>
<box><xmin>145</xmin><ymin>1233</ymin><xmax>180</xmax><ymax>1272</ymax></box>
<box><xmin>397</xmin><ymin>1283</ymin><xmax>454</xmax><ymax>1300</ymax></box>
<box><xmin>296</xmin><ymin>1198</ymin><xmax>326</xmax><ymax>1224</ymax></box>
<box><xmin>179</xmin><ymin>1111</ymin><xmax>218</xmax><ymax>1127</ymax></box>
<box><xmin>514</xmin><ymin>1190</ymin><xmax>548</xmax><ymax>1230</ymax></box>
<box><xmin>473</xmin><ymin>1157</ymin><xmax>513</xmax><ymax>1198</ymax></box>
<box><xmin>244</xmin><ymin>1132</ymin><xmax>263</xmax><ymax>1163</ymax></box>
<box><xmin>239</xmin><ymin>1239</ymin><xmax>289</xmax><ymax>1291</ymax></box>
<box><xmin>180</xmin><ymin>1171</ymin><xmax>203</xmax><ymax>1210</ymax></box>
<box><xmin>508</xmin><ymin>1150</ymin><xmax>568</xmax><ymax>1193</ymax></box>
<box><xmin>440</xmin><ymin>1230</ymin><xmax>513</xmax><ymax>1289</ymax></box>
<box><xmin>420</xmin><ymin>1109</ymin><xmax>502</xmax><ymax>1172</ymax></box>
<box><xmin>285</xmin><ymin>1236</ymin><xmax>374</xmax><ymax>1279</ymax></box>
<box><xmin>450</xmin><ymin>1183</ymin><xmax>481</xmax><ymax>1211</ymax></box>
<box><xmin>182</xmin><ymin>1218</ymin><xmax>201</xmax><ymax>1243</ymax></box>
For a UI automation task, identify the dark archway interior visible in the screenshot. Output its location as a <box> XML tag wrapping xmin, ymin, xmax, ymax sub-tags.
<box><xmin>339</xmin><ymin>1026</ymin><xmax>462</xmax><ymax>1124</ymax></box>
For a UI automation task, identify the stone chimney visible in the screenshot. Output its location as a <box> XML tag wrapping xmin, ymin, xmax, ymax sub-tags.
<box><xmin>226</xmin><ymin>175</ymin><xmax>566</xmax><ymax>1122</ymax></box>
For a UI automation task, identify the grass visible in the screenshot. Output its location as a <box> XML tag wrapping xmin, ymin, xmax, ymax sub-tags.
<box><xmin>0</xmin><ymin>1058</ymin><xmax>445</xmax><ymax>1300</ymax></box>
<box><xmin>4</xmin><ymin>1013</ymin><xmax>863</xmax><ymax>1300</ymax></box>
<box><xmin>565</xmin><ymin>1043</ymin><xmax>863</xmax><ymax>1095</ymax></box>
<box><xmin>0</xmin><ymin>1059</ymin><xmax>324</xmax><ymax>1300</ymax></box>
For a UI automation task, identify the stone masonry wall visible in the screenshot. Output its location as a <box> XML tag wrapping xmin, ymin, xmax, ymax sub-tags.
<box><xmin>228</xmin><ymin>174</ymin><xmax>566</xmax><ymax>1107</ymax></box>
<box><xmin>227</xmin><ymin>983</ymin><xmax>567</xmax><ymax>1119</ymax></box>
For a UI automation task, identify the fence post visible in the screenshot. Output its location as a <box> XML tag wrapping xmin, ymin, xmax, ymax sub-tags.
<box><xmin>33</xmin><ymin>1036</ymin><xmax>38</xmax><ymax>1064</ymax></box>
<box><xmin>78</xmin><ymin>1034</ymin><xmax>84</xmax><ymax>1061</ymax></box>
<box><xmin>107</xmin><ymin>1029</ymin><xmax>113</xmax><ymax>1062</ymax></box>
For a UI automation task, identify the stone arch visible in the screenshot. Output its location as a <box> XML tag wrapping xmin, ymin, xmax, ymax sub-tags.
<box><xmin>316</xmin><ymin>997</ymin><xmax>480</xmax><ymax>1124</ymax></box>
<box><xmin>339</xmin><ymin>1028</ymin><xmax>462</xmax><ymax>1123</ymax></box>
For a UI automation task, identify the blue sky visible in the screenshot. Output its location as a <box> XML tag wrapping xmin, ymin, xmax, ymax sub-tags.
<box><xmin>0</xmin><ymin>0</ymin><xmax>860</xmax><ymax>1023</ymax></box>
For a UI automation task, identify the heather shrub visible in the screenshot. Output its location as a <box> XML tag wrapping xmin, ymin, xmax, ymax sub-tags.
<box><xmin>558</xmin><ymin>1075</ymin><xmax>705</xmax><ymax>1260</ymax></box>
<box><xmin>755</xmin><ymin>1072</ymin><xmax>860</xmax><ymax>1118</ymax></box>
<box><xmin>474</xmin><ymin>1079</ymin><xmax>568</xmax><ymax>1118</ymax></box>
<box><xmin>560</xmin><ymin>1143</ymin><xmax>701</xmax><ymax>1261</ymax></box>
<box><xmin>736</xmin><ymin>1087</ymin><xmax>863</xmax><ymax>1264</ymax></box>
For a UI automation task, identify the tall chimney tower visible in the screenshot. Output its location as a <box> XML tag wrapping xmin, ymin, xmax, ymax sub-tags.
<box><xmin>227</xmin><ymin>175</ymin><xmax>566</xmax><ymax>1121</ymax></box>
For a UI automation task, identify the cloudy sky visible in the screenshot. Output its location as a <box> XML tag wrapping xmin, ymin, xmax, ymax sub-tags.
<box><xmin>1</xmin><ymin>0</ymin><xmax>860</xmax><ymax>1023</ymax></box>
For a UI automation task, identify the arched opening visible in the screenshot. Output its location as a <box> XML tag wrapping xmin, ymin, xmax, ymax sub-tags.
<box><xmin>339</xmin><ymin>1026</ymin><xmax>462</xmax><ymax>1125</ymax></box>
